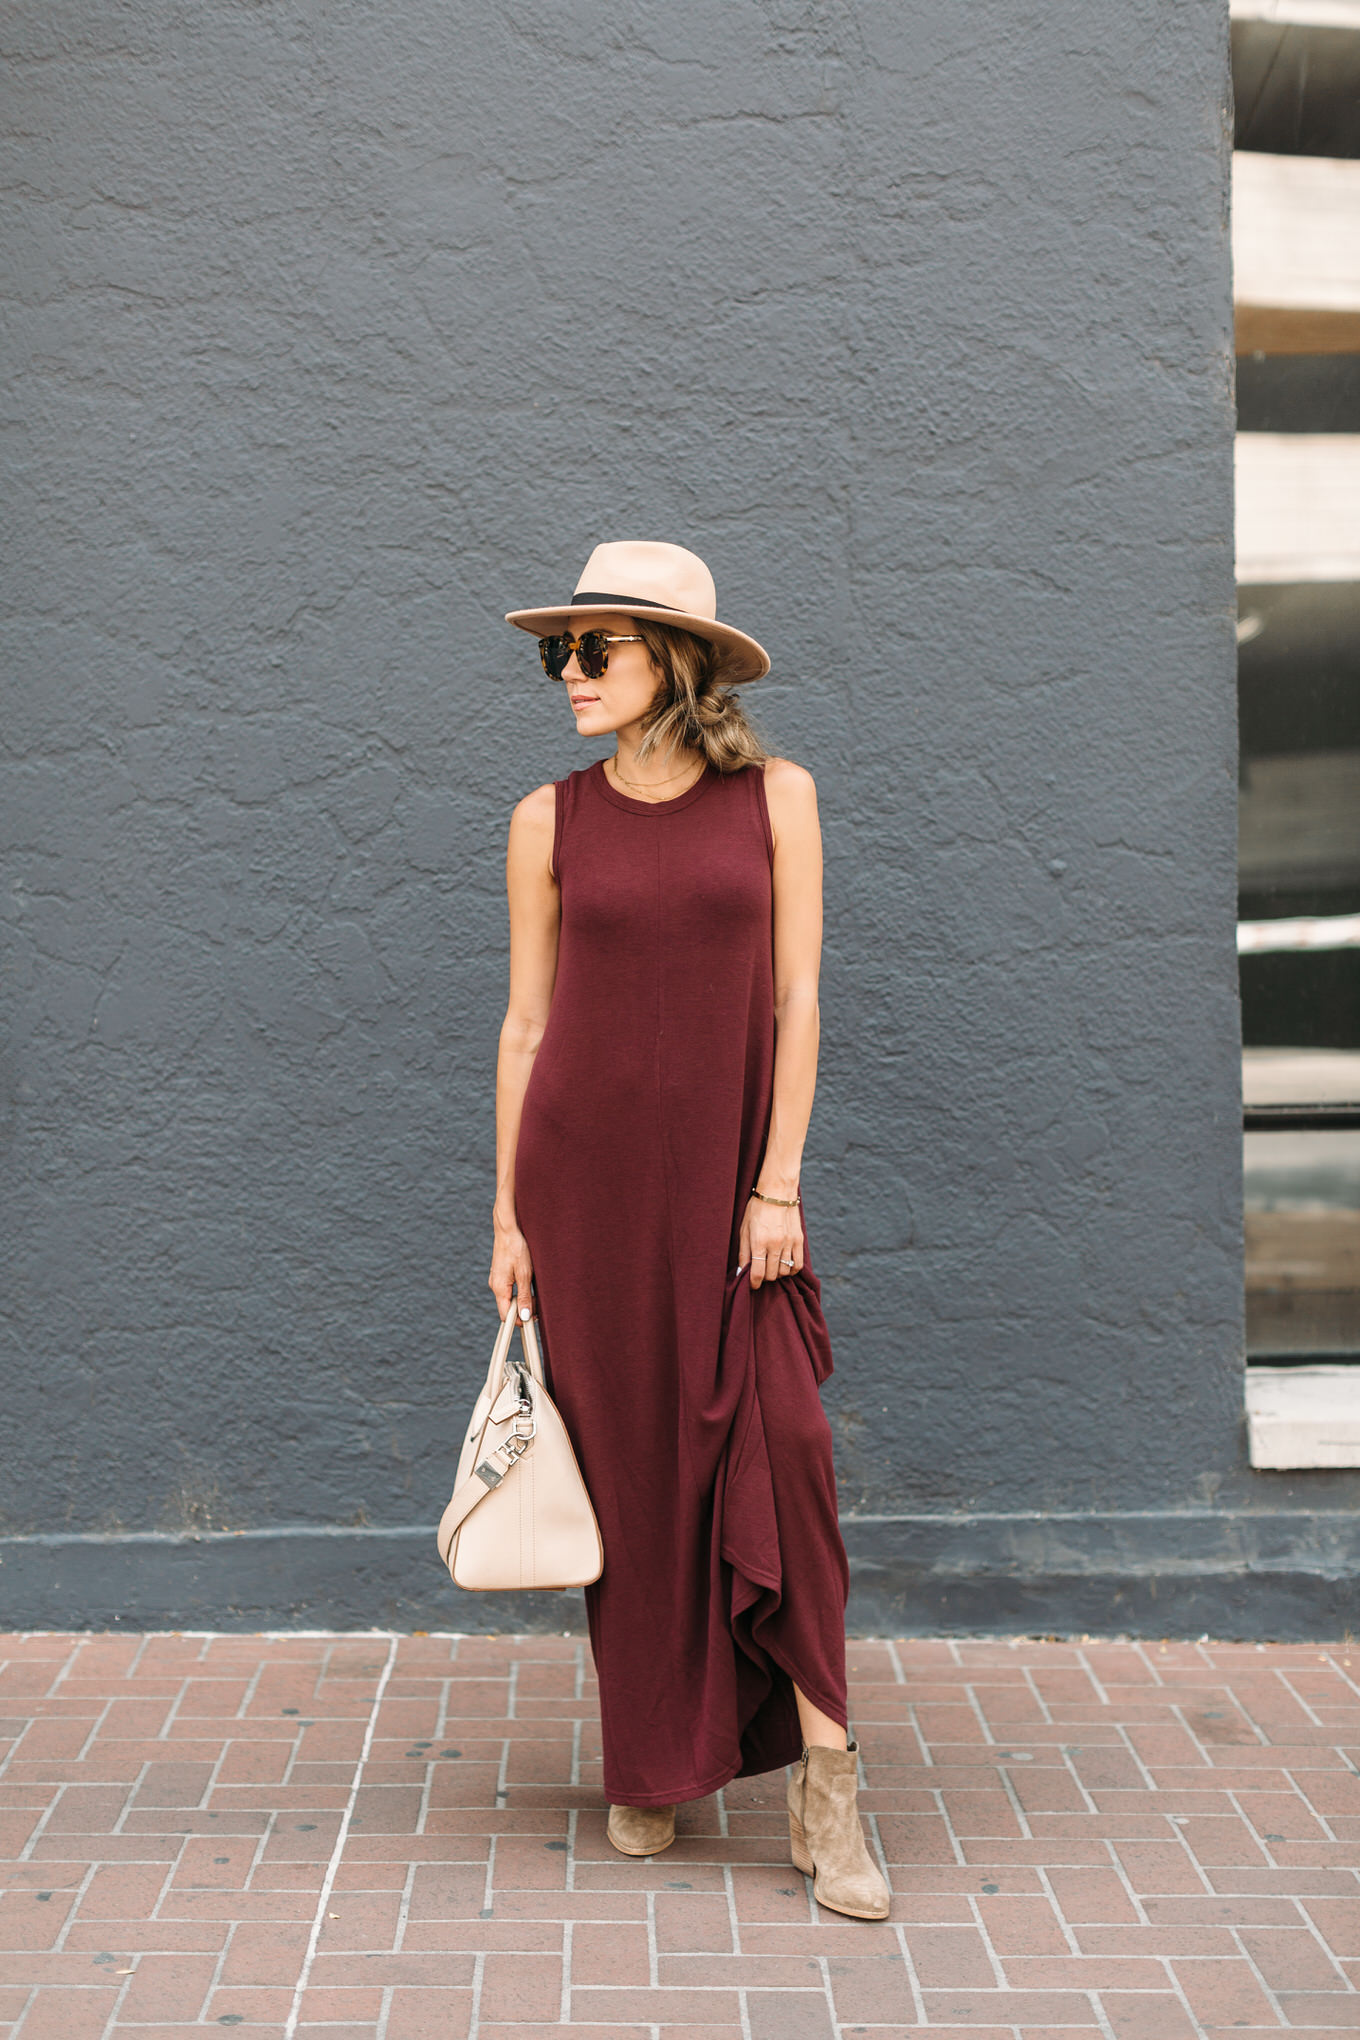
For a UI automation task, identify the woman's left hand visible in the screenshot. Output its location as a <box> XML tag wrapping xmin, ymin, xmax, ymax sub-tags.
<box><xmin>740</xmin><ymin>1194</ymin><xmax>803</xmax><ymax>1288</ymax></box>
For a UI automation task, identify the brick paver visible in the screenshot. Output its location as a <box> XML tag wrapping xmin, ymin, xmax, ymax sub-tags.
<box><xmin>0</xmin><ymin>1634</ymin><xmax>1357</xmax><ymax>2037</ymax></box>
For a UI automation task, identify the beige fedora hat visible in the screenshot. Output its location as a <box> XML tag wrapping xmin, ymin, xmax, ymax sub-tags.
<box><xmin>505</xmin><ymin>540</ymin><xmax>770</xmax><ymax>682</ymax></box>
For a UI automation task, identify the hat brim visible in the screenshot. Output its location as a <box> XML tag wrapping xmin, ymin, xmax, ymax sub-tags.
<box><xmin>505</xmin><ymin>602</ymin><xmax>770</xmax><ymax>682</ymax></box>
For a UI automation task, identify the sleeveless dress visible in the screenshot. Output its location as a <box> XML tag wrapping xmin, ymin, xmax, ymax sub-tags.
<box><xmin>513</xmin><ymin>756</ymin><xmax>851</xmax><ymax>1807</ymax></box>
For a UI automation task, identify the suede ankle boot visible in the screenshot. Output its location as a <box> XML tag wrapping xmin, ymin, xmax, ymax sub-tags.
<box><xmin>787</xmin><ymin>1739</ymin><xmax>891</xmax><ymax>1919</ymax></box>
<box><xmin>607</xmin><ymin>1801</ymin><xmax>676</xmax><ymax>1856</ymax></box>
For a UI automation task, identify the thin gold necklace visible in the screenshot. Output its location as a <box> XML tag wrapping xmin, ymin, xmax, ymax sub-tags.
<box><xmin>609</xmin><ymin>753</ymin><xmax>704</xmax><ymax>795</ymax></box>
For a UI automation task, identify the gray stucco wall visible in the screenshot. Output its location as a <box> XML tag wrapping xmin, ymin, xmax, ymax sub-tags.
<box><xmin>5</xmin><ymin>2</ymin><xmax>1352</xmax><ymax>1631</ymax></box>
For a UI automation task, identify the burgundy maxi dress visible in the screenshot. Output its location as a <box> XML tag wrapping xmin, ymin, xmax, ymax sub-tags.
<box><xmin>513</xmin><ymin>756</ymin><xmax>851</xmax><ymax>1808</ymax></box>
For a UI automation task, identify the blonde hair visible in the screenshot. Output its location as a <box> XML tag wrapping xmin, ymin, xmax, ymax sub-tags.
<box><xmin>633</xmin><ymin>619</ymin><xmax>767</xmax><ymax>773</ymax></box>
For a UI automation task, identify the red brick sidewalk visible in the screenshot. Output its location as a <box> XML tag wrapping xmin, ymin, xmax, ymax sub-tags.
<box><xmin>1</xmin><ymin>1634</ymin><xmax>1357</xmax><ymax>2039</ymax></box>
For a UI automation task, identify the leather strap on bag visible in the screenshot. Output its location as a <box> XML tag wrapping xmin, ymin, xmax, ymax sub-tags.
<box><xmin>435</xmin><ymin>1323</ymin><xmax>538</xmax><ymax>1562</ymax></box>
<box><xmin>436</xmin><ymin>1437</ymin><xmax>528</xmax><ymax>1553</ymax></box>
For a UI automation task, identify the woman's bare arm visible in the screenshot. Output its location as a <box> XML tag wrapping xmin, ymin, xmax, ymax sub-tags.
<box><xmin>740</xmin><ymin>756</ymin><xmax>823</xmax><ymax>1288</ymax></box>
<box><xmin>489</xmin><ymin>782</ymin><xmax>560</xmax><ymax>1319</ymax></box>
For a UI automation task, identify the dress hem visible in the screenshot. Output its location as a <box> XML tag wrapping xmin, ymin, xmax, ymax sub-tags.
<box><xmin>603</xmin><ymin>1646</ymin><xmax>849</xmax><ymax>1809</ymax></box>
<box><xmin>604</xmin><ymin>1746</ymin><xmax>795</xmax><ymax>1809</ymax></box>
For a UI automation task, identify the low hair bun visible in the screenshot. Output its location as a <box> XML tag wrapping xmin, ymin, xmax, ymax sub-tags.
<box><xmin>633</xmin><ymin>620</ymin><xmax>767</xmax><ymax>775</ymax></box>
<box><xmin>695</xmin><ymin>688</ymin><xmax>737</xmax><ymax>727</ymax></box>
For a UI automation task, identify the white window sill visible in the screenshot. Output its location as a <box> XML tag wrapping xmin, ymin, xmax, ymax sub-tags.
<box><xmin>1247</xmin><ymin>1365</ymin><xmax>1360</xmax><ymax>1468</ymax></box>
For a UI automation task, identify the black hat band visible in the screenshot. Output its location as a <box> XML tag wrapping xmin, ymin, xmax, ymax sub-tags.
<box><xmin>569</xmin><ymin>591</ymin><xmax>683</xmax><ymax>611</ymax></box>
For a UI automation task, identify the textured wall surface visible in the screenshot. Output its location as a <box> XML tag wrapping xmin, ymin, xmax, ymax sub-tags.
<box><xmin>6</xmin><ymin>1</ymin><xmax>1343</xmax><ymax>1630</ymax></box>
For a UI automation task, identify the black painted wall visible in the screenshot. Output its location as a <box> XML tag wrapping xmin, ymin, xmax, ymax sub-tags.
<box><xmin>6</xmin><ymin>1</ymin><xmax>1350</xmax><ymax>1631</ymax></box>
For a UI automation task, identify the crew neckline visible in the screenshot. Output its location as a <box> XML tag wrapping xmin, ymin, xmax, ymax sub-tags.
<box><xmin>591</xmin><ymin>755</ymin><xmax>714</xmax><ymax>815</ymax></box>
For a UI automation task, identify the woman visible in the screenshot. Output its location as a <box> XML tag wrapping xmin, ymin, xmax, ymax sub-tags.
<box><xmin>489</xmin><ymin>540</ymin><xmax>890</xmax><ymax>1922</ymax></box>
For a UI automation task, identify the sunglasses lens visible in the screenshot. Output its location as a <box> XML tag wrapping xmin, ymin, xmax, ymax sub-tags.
<box><xmin>538</xmin><ymin>636</ymin><xmax>570</xmax><ymax>680</ymax></box>
<box><xmin>577</xmin><ymin>631</ymin><xmax>610</xmax><ymax>680</ymax></box>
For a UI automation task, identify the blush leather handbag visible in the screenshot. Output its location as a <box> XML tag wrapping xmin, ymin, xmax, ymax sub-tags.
<box><xmin>436</xmin><ymin>1305</ymin><xmax>604</xmax><ymax>1592</ymax></box>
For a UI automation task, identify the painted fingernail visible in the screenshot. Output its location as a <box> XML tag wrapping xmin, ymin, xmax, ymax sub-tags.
<box><xmin>518</xmin><ymin>1306</ymin><xmax>532</xmax><ymax>1321</ymax></box>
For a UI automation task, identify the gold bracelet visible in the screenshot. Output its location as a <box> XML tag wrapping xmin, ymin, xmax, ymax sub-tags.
<box><xmin>750</xmin><ymin>1185</ymin><xmax>800</xmax><ymax>1207</ymax></box>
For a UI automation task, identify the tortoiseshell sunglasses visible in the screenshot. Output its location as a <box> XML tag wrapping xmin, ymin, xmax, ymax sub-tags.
<box><xmin>537</xmin><ymin>630</ymin><xmax>644</xmax><ymax>681</ymax></box>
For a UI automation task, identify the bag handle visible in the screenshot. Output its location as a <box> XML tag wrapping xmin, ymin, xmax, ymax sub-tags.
<box><xmin>439</xmin><ymin>1310</ymin><xmax>544</xmax><ymax>1562</ymax></box>
<box><xmin>516</xmin><ymin>1310</ymin><xmax>546</xmax><ymax>1385</ymax></box>
<box><xmin>482</xmin><ymin>1303</ymin><xmax>543</xmax><ymax>1394</ymax></box>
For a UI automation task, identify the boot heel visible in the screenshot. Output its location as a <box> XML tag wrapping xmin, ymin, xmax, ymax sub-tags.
<box><xmin>788</xmin><ymin>1808</ymin><xmax>814</xmax><ymax>1875</ymax></box>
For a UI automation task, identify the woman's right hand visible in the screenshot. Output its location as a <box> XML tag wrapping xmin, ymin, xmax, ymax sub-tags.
<box><xmin>490</xmin><ymin>1209</ymin><xmax>535</xmax><ymax>1321</ymax></box>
